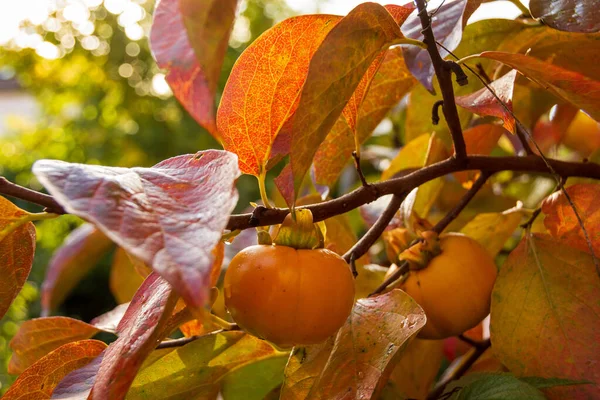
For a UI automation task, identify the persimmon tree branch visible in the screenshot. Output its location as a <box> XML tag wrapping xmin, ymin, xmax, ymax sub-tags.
<box><xmin>427</xmin><ymin>339</ymin><xmax>492</xmax><ymax>400</ymax></box>
<box><xmin>4</xmin><ymin>155</ymin><xmax>600</xmax><ymax>233</ymax></box>
<box><xmin>343</xmin><ymin>193</ymin><xmax>407</xmax><ymax>265</ymax></box>
<box><xmin>415</xmin><ymin>0</ymin><xmax>467</xmax><ymax>160</ymax></box>
<box><xmin>0</xmin><ymin>177</ymin><xmax>65</xmax><ymax>214</ymax></box>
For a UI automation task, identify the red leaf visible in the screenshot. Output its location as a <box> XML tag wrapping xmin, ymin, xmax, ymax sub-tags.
<box><xmin>455</xmin><ymin>70</ymin><xmax>518</xmax><ymax>132</ymax></box>
<box><xmin>217</xmin><ymin>14</ymin><xmax>341</xmax><ymax>176</ymax></box>
<box><xmin>313</xmin><ymin>47</ymin><xmax>417</xmax><ymax>187</ymax></box>
<box><xmin>42</xmin><ymin>223</ymin><xmax>113</xmax><ymax>315</ymax></box>
<box><xmin>9</xmin><ymin>317</ymin><xmax>101</xmax><ymax>374</ymax></box>
<box><xmin>530</xmin><ymin>0</ymin><xmax>600</xmax><ymax>33</ymax></box>
<box><xmin>2</xmin><ymin>340</ymin><xmax>106</xmax><ymax>400</ymax></box>
<box><xmin>90</xmin><ymin>273</ymin><xmax>178</xmax><ymax>399</ymax></box>
<box><xmin>401</xmin><ymin>0</ymin><xmax>469</xmax><ymax>92</ymax></box>
<box><xmin>542</xmin><ymin>183</ymin><xmax>600</xmax><ymax>255</ymax></box>
<box><xmin>0</xmin><ymin>196</ymin><xmax>36</xmax><ymax>320</ymax></box>
<box><xmin>274</xmin><ymin>3</ymin><xmax>405</xmax><ymax>206</ymax></box>
<box><xmin>476</xmin><ymin>51</ymin><xmax>600</xmax><ymax>121</ymax></box>
<box><xmin>150</xmin><ymin>0</ymin><xmax>238</xmax><ymax>137</ymax></box>
<box><xmin>32</xmin><ymin>150</ymin><xmax>240</xmax><ymax>309</ymax></box>
<box><xmin>90</xmin><ymin>303</ymin><xmax>130</xmax><ymax>333</ymax></box>
<box><xmin>52</xmin><ymin>352</ymin><xmax>104</xmax><ymax>400</ymax></box>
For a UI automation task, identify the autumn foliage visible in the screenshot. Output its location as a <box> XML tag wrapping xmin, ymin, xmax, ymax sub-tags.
<box><xmin>1</xmin><ymin>0</ymin><xmax>600</xmax><ymax>399</ymax></box>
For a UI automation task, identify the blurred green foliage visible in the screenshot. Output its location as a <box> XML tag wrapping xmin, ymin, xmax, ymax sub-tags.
<box><xmin>0</xmin><ymin>0</ymin><xmax>292</xmax><ymax>392</ymax></box>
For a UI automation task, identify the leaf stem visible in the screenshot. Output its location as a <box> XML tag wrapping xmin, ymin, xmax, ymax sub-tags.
<box><xmin>257</xmin><ymin>171</ymin><xmax>273</xmax><ymax>209</ymax></box>
<box><xmin>391</xmin><ymin>37</ymin><xmax>427</xmax><ymax>49</ymax></box>
<box><xmin>0</xmin><ymin>177</ymin><xmax>65</xmax><ymax>214</ymax></box>
<box><xmin>0</xmin><ymin>211</ymin><xmax>58</xmax><ymax>243</ymax></box>
<box><xmin>507</xmin><ymin>0</ymin><xmax>530</xmax><ymax>15</ymax></box>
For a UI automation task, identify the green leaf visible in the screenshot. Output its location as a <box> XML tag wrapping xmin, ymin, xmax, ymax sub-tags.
<box><xmin>443</xmin><ymin>373</ymin><xmax>546</xmax><ymax>400</ymax></box>
<box><xmin>520</xmin><ymin>376</ymin><xmax>591</xmax><ymax>390</ymax></box>
<box><xmin>128</xmin><ymin>331</ymin><xmax>282</xmax><ymax>399</ymax></box>
<box><xmin>221</xmin><ymin>354</ymin><xmax>288</xmax><ymax>400</ymax></box>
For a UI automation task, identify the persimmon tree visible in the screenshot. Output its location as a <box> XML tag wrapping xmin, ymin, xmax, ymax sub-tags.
<box><xmin>1</xmin><ymin>0</ymin><xmax>600</xmax><ymax>398</ymax></box>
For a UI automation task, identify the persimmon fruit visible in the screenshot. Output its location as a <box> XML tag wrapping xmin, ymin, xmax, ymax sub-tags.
<box><xmin>391</xmin><ymin>232</ymin><xmax>497</xmax><ymax>339</ymax></box>
<box><xmin>223</xmin><ymin>244</ymin><xmax>355</xmax><ymax>347</ymax></box>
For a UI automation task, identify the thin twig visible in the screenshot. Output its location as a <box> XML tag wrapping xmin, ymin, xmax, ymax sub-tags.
<box><xmin>436</xmin><ymin>41</ymin><xmax>534</xmax><ymax>155</ymax></box>
<box><xmin>352</xmin><ymin>151</ymin><xmax>373</xmax><ymax>191</ymax></box>
<box><xmin>369</xmin><ymin>260</ymin><xmax>409</xmax><ymax>296</ymax></box>
<box><xmin>155</xmin><ymin>330</ymin><xmax>226</xmax><ymax>349</ymax></box>
<box><xmin>432</xmin><ymin>172</ymin><xmax>491</xmax><ymax>234</ymax></box>
<box><xmin>427</xmin><ymin>339</ymin><xmax>492</xmax><ymax>400</ymax></box>
<box><xmin>343</xmin><ymin>193</ymin><xmax>406</xmax><ymax>264</ymax></box>
<box><xmin>415</xmin><ymin>0</ymin><xmax>467</xmax><ymax>160</ymax></box>
<box><xmin>458</xmin><ymin>334</ymin><xmax>489</xmax><ymax>349</ymax></box>
<box><xmin>0</xmin><ymin>177</ymin><xmax>65</xmax><ymax>214</ymax></box>
<box><xmin>438</xmin><ymin>42</ymin><xmax>600</xmax><ymax>277</ymax></box>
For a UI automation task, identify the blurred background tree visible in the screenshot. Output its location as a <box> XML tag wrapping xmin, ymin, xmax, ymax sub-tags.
<box><xmin>0</xmin><ymin>0</ymin><xmax>292</xmax><ymax>392</ymax></box>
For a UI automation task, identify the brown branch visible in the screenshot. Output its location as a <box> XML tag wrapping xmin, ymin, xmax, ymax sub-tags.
<box><xmin>427</xmin><ymin>339</ymin><xmax>492</xmax><ymax>400</ymax></box>
<box><xmin>0</xmin><ymin>177</ymin><xmax>65</xmax><ymax>214</ymax></box>
<box><xmin>343</xmin><ymin>193</ymin><xmax>406</xmax><ymax>266</ymax></box>
<box><xmin>369</xmin><ymin>260</ymin><xmax>409</xmax><ymax>296</ymax></box>
<box><xmin>432</xmin><ymin>172</ymin><xmax>490</xmax><ymax>234</ymax></box>
<box><xmin>415</xmin><ymin>0</ymin><xmax>467</xmax><ymax>160</ymax></box>
<box><xmin>227</xmin><ymin>155</ymin><xmax>600</xmax><ymax>230</ymax></box>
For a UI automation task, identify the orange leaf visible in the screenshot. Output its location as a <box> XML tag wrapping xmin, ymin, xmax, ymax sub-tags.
<box><xmin>313</xmin><ymin>47</ymin><xmax>417</xmax><ymax>186</ymax></box>
<box><xmin>217</xmin><ymin>14</ymin><xmax>340</xmax><ymax>176</ymax></box>
<box><xmin>42</xmin><ymin>223</ymin><xmax>113</xmax><ymax>315</ymax></box>
<box><xmin>90</xmin><ymin>273</ymin><xmax>178</xmax><ymax>399</ymax></box>
<box><xmin>491</xmin><ymin>234</ymin><xmax>600</xmax><ymax>399</ymax></box>
<box><xmin>477</xmin><ymin>51</ymin><xmax>600</xmax><ymax>121</ymax></box>
<box><xmin>0</xmin><ymin>196</ymin><xmax>35</xmax><ymax>320</ymax></box>
<box><xmin>340</xmin><ymin>4</ymin><xmax>414</xmax><ymax>136</ymax></box>
<box><xmin>2</xmin><ymin>340</ymin><xmax>106</xmax><ymax>400</ymax></box>
<box><xmin>455</xmin><ymin>70</ymin><xmax>518</xmax><ymax>133</ymax></box>
<box><xmin>385</xmin><ymin>339</ymin><xmax>444</xmax><ymax>399</ymax></box>
<box><xmin>150</xmin><ymin>0</ymin><xmax>238</xmax><ymax>137</ymax></box>
<box><xmin>542</xmin><ymin>183</ymin><xmax>600</xmax><ymax>255</ymax></box>
<box><xmin>274</xmin><ymin>2</ymin><xmax>405</xmax><ymax>206</ymax></box>
<box><xmin>109</xmin><ymin>247</ymin><xmax>145</xmax><ymax>304</ymax></box>
<box><xmin>8</xmin><ymin>316</ymin><xmax>101</xmax><ymax>374</ymax></box>
<box><xmin>33</xmin><ymin>150</ymin><xmax>240</xmax><ymax>311</ymax></box>
<box><xmin>454</xmin><ymin>124</ymin><xmax>505</xmax><ymax>187</ymax></box>
<box><xmin>281</xmin><ymin>289</ymin><xmax>426</xmax><ymax>399</ymax></box>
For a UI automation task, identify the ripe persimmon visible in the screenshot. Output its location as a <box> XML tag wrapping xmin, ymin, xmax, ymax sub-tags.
<box><xmin>390</xmin><ymin>232</ymin><xmax>497</xmax><ymax>339</ymax></box>
<box><xmin>223</xmin><ymin>244</ymin><xmax>355</xmax><ymax>347</ymax></box>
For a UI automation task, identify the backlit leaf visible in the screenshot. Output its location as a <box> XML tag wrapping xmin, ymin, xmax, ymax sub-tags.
<box><xmin>281</xmin><ymin>289</ymin><xmax>426</xmax><ymax>399</ymax></box>
<box><xmin>42</xmin><ymin>223</ymin><xmax>113</xmax><ymax>315</ymax></box>
<box><xmin>542</xmin><ymin>183</ymin><xmax>600</xmax><ymax>255</ymax></box>
<box><xmin>460</xmin><ymin>206</ymin><xmax>524</xmax><ymax>257</ymax></box>
<box><xmin>90</xmin><ymin>273</ymin><xmax>178</xmax><ymax>399</ymax></box>
<box><xmin>476</xmin><ymin>51</ymin><xmax>600</xmax><ymax>121</ymax></box>
<box><xmin>340</xmin><ymin>4</ymin><xmax>414</xmax><ymax>136</ymax></box>
<box><xmin>562</xmin><ymin>110</ymin><xmax>600</xmax><ymax>155</ymax></box>
<box><xmin>128</xmin><ymin>331</ymin><xmax>281</xmax><ymax>399</ymax></box>
<box><xmin>313</xmin><ymin>47</ymin><xmax>416</xmax><ymax>186</ymax></box>
<box><xmin>530</xmin><ymin>0</ymin><xmax>600</xmax><ymax>33</ymax></box>
<box><xmin>454</xmin><ymin>124</ymin><xmax>505</xmax><ymax>187</ymax></box>
<box><xmin>382</xmin><ymin>134</ymin><xmax>431</xmax><ymax>181</ymax></box>
<box><xmin>217</xmin><ymin>14</ymin><xmax>340</xmax><ymax>176</ymax></box>
<box><xmin>32</xmin><ymin>150</ymin><xmax>240</xmax><ymax>310</ymax></box>
<box><xmin>401</xmin><ymin>0</ymin><xmax>469</xmax><ymax>92</ymax></box>
<box><xmin>2</xmin><ymin>340</ymin><xmax>106</xmax><ymax>400</ymax></box>
<box><xmin>491</xmin><ymin>234</ymin><xmax>600</xmax><ymax>399</ymax></box>
<box><xmin>0</xmin><ymin>196</ymin><xmax>36</xmax><ymax>320</ymax></box>
<box><xmin>150</xmin><ymin>0</ymin><xmax>238</xmax><ymax>137</ymax></box>
<box><xmin>455</xmin><ymin>70</ymin><xmax>518</xmax><ymax>133</ymax></box>
<box><xmin>9</xmin><ymin>316</ymin><xmax>101</xmax><ymax>374</ymax></box>
<box><xmin>110</xmin><ymin>247</ymin><xmax>145</xmax><ymax>304</ymax></box>
<box><xmin>274</xmin><ymin>3</ymin><xmax>405</xmax><ymax>206</ymax></box>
